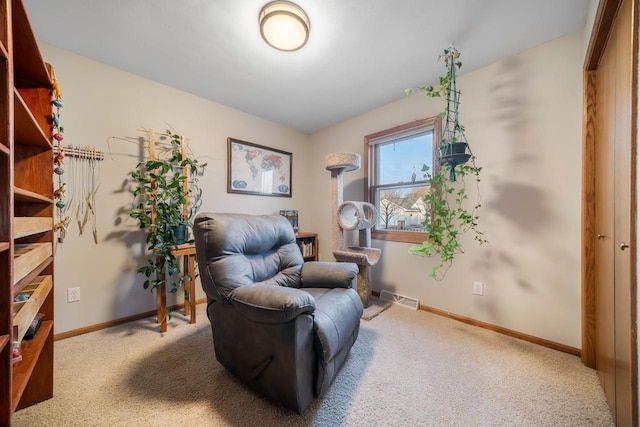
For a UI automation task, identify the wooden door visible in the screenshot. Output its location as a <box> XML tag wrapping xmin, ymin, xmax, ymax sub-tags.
<box><xmin>611</xmin><ymin>1</ymin><xmax>633</xmax><ymax>421</ymax></box>
<box><xmin>583</xmin><ymin>0</ymin><xmax>637</xmax><ymax>425</ymax></box>
<box><xmin>594</xmin><ymin>29</ymin><xmax>615</xmax><ymax>409</ymax></box>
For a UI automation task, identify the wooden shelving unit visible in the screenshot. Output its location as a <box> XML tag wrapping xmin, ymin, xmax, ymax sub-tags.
<box><xmin>0</xmin><ymin>0</ymin><xmax>55</xmax><ymax>423</ymax></box>
<box><xmin>296</xmin><ymin>232</ymin><xmax>318</xmax><ymax>261</ymax></box>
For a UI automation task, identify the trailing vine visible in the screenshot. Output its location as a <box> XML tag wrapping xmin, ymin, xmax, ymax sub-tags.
<box><xmin>409</xmin><ymin>162</ymin><xmax>486</xmax><ymax>279</ymax></box>
<box><xmin>407</xmin><ymin>47</ymin><xmax>487</xmax><ymax>279</ymax></box>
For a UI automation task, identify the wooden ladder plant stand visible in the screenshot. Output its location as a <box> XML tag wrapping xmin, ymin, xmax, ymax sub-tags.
<box><xmin>141</xmin><ymin>128</ymin><xmax>197</xmax><ymax>333</ymax></box>
<box><xmin>155</xmin><ymin>244</ymin><xmax>196</xmax><ymax>332</ymax></box>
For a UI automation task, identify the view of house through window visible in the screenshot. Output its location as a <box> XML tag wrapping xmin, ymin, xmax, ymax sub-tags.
<box><xmin>364</xmin><ymin>117</ymin><xmax>439</xmax><ymax>243</ymax></box>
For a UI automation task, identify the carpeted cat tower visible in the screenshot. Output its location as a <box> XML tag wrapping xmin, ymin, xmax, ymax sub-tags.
<box><xmin>326</xmin><ymin>152</ymin><xmax>381</xmax><ymax>308</ymax></box>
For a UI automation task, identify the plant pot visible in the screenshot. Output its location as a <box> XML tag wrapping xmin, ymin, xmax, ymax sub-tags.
<box><xmin>438</xmin><ymin>142</ymin><xmax>471</xmax><ymax>181</ymax></box>
<box><xmin>438</xmin><ymin>142</ymin><xmax>470</xmax><ymax>165</ymax></box>
<box><xmin>171</xmin><ymin>224</ymin><xmax>187</xmax><ymax>245</ymax></box>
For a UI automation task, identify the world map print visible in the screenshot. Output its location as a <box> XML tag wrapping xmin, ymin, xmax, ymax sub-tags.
<box><xmin>229</xmin><ymin>140</ymin><xmax>291</xmax><ymax>196</ymax></box>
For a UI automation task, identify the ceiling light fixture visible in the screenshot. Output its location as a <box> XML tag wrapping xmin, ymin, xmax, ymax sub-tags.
<box><xmin>259</xmin><ymin>1</ymin><xmax>310</xmax><ymax>51</ymax></box>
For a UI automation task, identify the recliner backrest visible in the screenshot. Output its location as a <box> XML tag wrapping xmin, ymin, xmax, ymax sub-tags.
<box><xmin>194</xmin><ymin>213</ymin><xmax>304</xmax><ymax>299</ymax></box>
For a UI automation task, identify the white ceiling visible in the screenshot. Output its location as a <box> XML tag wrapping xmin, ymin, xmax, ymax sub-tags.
<box><xmin>23</xmin><ymin>0</ymin><xmax>590</xmax><ymax>134</ymax></box>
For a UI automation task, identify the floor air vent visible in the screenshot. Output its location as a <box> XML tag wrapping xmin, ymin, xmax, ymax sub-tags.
<box><xmin>379</xmin><ymin>290</ymin><xmax>419</xmax><ymax>310</ymax></box>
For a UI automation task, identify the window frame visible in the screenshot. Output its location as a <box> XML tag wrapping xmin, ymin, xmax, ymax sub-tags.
<box><xmin>363</xmin><ymin>116</ymin><xmax>441</xmax><ymax>243</ymax></box>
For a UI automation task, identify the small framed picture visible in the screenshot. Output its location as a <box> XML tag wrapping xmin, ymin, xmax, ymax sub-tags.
<box><xmin>227</xmin><ymin>138</ymin><xmax>292</xmax><ymax>197</ymax></box>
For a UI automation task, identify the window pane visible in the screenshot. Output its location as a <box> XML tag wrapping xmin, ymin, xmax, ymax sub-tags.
<box><xmin>365</xmin><ymin>116</ymin><xmax>438</xmax><ymax>243</ymax></box>
<box><xmin>376</xmin><ymin>185</ymin><xmax>429</xmax><ymax>232</ymax></box>
<box><xmin>378</xmin><ymin>133</ymin><xmax>432</xmax><ymax>185</ymax></box>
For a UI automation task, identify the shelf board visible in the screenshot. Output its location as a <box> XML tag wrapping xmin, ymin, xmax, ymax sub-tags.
<box><xmin>0</xmin><ymin>334</ymin><xmax>8</xmax><ymax>352</ymax></box>
<box><xmin>11</xmin><ymin>320</ymin><xmax>53</xmax><ymax>412</ymax></box>
<box><xmin>0</xmin><ymin>241</ymin><xmax>9</xmax><ymax>253</ymax></box>
<box><xmin>13</xmin><ymin>256</ymin><xmax>52</xmax><ymax>295</ymax></box>
<box><xmin>0</xmin><ymin>143</ymin><xmax>8</xmax><ymax>156</ymax></box>
<box><xmin>167</xmin><ymin>244</ymin><xmax>196</xmax><ymax>257</ymax></box>
<box><xmin>11</xmin><ymin>0</ymin><xmax>51</xmax><ymax>88</ymax></box>
<box><xmin>14</xmin><ymin>90</ymin><xmax>52</xmax><ymax>148</ymax></box>
<box><xmin>14</xmin><ymin>243</ymin><xmax>51</xmax><ymax>285</ymax></box>
<box><xmin>14</xmin><ymin>217</ymin><xmax>52</xmax><ymax>239</ymax></box>
<box><xmin>14</xmin><ymin>187</ymin><xmax>53</xmax><ymax>204</ymax></box>
<box><xmin>296</xmin><ymin>232</ymin><xmax>316</xmax><ymax>238</ymax></box>
<box><xmin>0</xmin><ymin>40</ymin><xmax>7</xmax><ymax>61</ymax></box>
<box><xmin>13</xmin><ymin>275</ymin><xmax>52</xmax><ymax>343</ymax></box>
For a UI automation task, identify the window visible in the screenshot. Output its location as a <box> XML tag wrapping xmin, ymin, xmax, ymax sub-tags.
<box><xmin>364</xmin><ymin>117</ymin><xmax>440</xmax><ymax>243</ymax></box>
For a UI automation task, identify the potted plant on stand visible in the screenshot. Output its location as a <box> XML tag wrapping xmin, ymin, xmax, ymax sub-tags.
<box><xmin>406</xmin><ymin>46</ymin><xmax>487</xmax><ymax>279</ymax></box>
<box><xmin>128</xmin><ymin>129</ymin><xmax>207</xmax><ymax>293</ymax></box>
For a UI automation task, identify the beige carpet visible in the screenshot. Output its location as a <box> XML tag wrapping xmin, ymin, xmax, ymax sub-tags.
<box><xmin>361</xmin><ymin>296</ymin><xmax>392</xmax><ymax>320</ymax></box>
<box><xmin>12</xmin><ymin>304</ymin><xmax>613</xmax><ymax>427</ymax></box>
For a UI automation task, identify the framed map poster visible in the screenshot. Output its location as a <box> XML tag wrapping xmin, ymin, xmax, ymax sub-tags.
<box><xmin>227</xmin><ymin>138</ymin><xmax>292</xmax><ymax>197</ymax></box>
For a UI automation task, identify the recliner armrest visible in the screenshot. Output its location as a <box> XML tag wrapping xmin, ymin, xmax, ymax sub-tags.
<box><xmin>228</xmin><ymin>284</ymin><xmax>316</xmax><ymax>324</ymax></box>
<box><xmin>300</xmin><ymin>261</ymin><xmax>358</xmax><ymax>289</ymax></box>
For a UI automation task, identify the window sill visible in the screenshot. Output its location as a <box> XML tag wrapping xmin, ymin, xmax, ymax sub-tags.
<box><xmin>372</xmin><ymin>230</ymin><xmax>425</xmax><ymax>244</ymax></box>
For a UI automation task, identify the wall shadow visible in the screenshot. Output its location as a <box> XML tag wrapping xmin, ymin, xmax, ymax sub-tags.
<box><xmin>104</xmin><ymin>135</ymin><xmax>164</xmax><ymax>316</ymax></box>
<box><xmin>487</xmin><ymin>180</ymin><xmax>551</xmax><ymax>232</ymax></box>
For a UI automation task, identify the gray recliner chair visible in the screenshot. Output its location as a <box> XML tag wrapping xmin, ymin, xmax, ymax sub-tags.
<box><xmin>193</xmin><ymin>212</ymin><xmax>363</xmax><ymax>414</ymax></box>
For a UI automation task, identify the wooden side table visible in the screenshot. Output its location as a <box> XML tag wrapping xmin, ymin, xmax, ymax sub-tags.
<box><xmin>155</xmin><ymin>243</ymin><xmax>197</xmax><ymax>332</ymax></box>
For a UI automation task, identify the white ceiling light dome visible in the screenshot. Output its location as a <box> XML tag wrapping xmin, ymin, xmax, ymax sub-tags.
<box><xmin>259</xmin><ymin>1</ymin><xmax>310</xmax><ymax>51</ymax></box>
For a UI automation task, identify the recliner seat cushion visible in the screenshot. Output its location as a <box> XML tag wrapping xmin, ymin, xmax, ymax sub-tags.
<box><xmin>300</xmin><ymin>261</ymin><xmax>359</xmax><ymax>289</ymax></box>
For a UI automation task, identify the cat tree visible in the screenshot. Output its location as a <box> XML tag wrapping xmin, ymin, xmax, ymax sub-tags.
<box><xmin>325</xmin><ymin>152</ymin><xmax>381</xmax><ymax>307</ymax></box>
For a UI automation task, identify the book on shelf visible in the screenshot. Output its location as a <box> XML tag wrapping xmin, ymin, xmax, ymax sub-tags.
<box><xmin>23</xmin><ymin>313</ymin><xmax>44</xmax><ymax>341</ymax></box>
<box><xmin>12</xmin><ymin>341</ymin><xmax>22</xmax><ymax>364</ymax></box>
<box><xmin>279</xmin><ymin>210</ymin><xmax>299</xmax><ymax>233</ymax></box>
<box><xmin>298</xmin><ymin>240</ymin><xmax>314</xmax><ymax>257</ymax></box>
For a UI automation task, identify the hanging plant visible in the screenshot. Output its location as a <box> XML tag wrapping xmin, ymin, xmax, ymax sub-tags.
<box><xmin>128</xmin><ymin>130</ymin><xmax>207</xmax><ymax>292</ymax></box>
<box><xmin>406</xmin><ymin>46</ymin><xmax>487</xmax><ymax>279</ymax></box>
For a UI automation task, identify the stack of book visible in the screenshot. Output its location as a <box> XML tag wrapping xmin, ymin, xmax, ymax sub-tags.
<box><xmin>279</xmin><ymin>210</ymin><xmax>299</xmax><ymax>233</ymax></box>
<box><xmin>299</xmin><ymin>240</ymin><xmax>314</xmax><ymax>257</ymax></box>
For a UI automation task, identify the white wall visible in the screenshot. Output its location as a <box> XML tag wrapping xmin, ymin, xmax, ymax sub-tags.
<box><xmin>44</xmin><ymin>30</ymin><xmax>585</xmax><ymax>348</ymax></box>
<box><xmin>584</xmin><ymin>0</ymin><xmax>599</xmax><ymax>55</ymax></box>
<box><xmin>40</xmin><ymin>44</ymin><xmax>311</xmax><ymax>333</ymax></box>
<box><xmin>308</xmin><ymin>30</ymin><xmax>584</xmax><ymax>348</ymax></box>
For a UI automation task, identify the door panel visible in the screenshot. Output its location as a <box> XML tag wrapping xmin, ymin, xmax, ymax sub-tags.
<box><xmin>612</xmin><ymin>1</ymin><xmax>633</xmax><ymax>425</ymax></box>
<box><xmin>592</xmin><ymin>0</ymin><xmax>635</xmax><ymax>425</ymax></box>
<box><xmin>594</xmin><ymin>22</ymin><xmax>616</xmax><ymax>412</ymax></box>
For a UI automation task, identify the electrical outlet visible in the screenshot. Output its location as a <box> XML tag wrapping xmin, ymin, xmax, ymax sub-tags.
<box><xmin>473</xmin><ymin>281</ymin><xmax>484</xmax><ymax>296</ymax></box>
<box><xmin>67</xmin><ymin>287</ymin><xmax>81</xmax><ymax>303</ymax></box>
